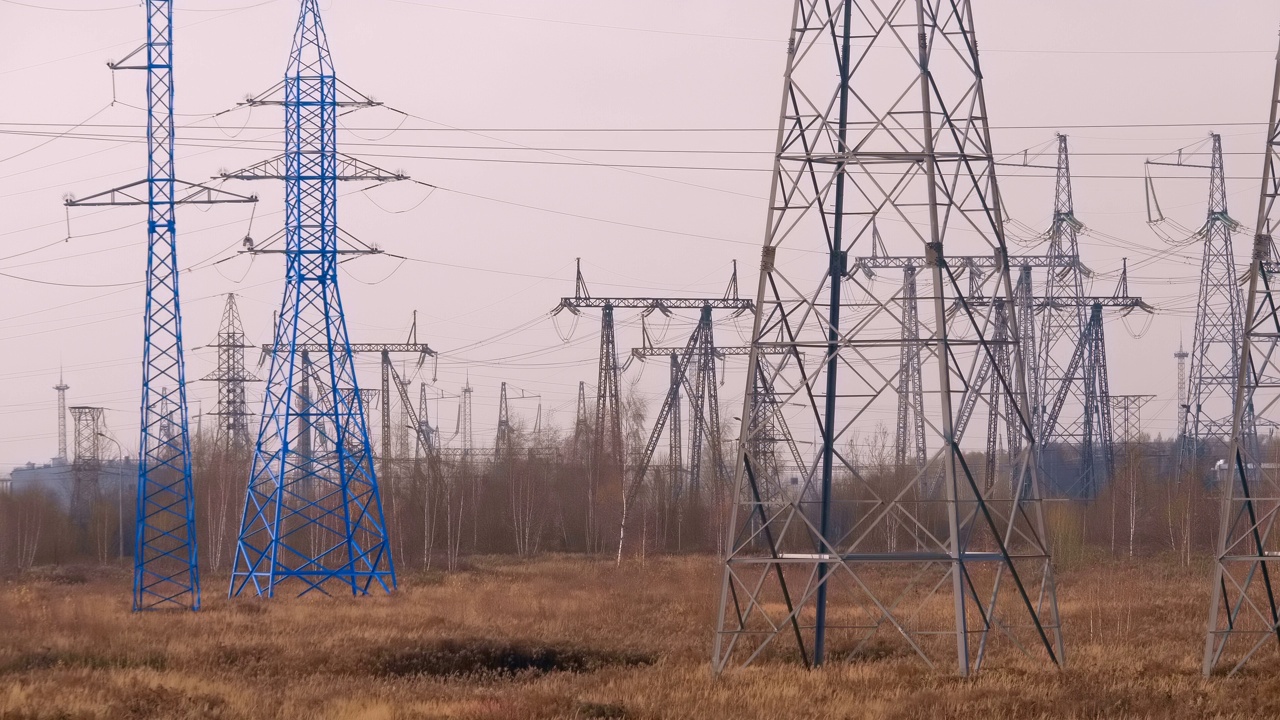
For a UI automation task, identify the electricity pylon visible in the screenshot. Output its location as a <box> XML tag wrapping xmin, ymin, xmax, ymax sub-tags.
<box><xmin>896</xmin><ymin>263</ymin><xmax>927</xmax><ymax>470</ymax></box>
<box><xmin>203</xmin><ymin>294</ymin><xmax>259</xmax><ymax>450</ymax></box>
<box><xmin>496</xmin><ymin>382</ymin><xmax>513</xmax><ymax>458</ymax></box>
<box><xmin>713</xmin><ymin>0</ymin><xmax>1063</xmax><ymax>674</ymax></box>
<box><xmin>572</xmin><ymin>381</ymin><xmax>590</xmax><ymax>455</ymax></box>
<box><xmin>460</xmin><ymin>381</ymin><xmax>474</xmax><ymax>459</ymax></box>
<box><xmin>1035</xmin><ymin>136</ymin><xmax>1098</xmax><ymax>493</ymax></box>
<box><xmin>1036</xmin><ymin>136</ymin><xmax>1089</xmax><ymax>413</ymax></box>
<box><xmin>64</xmin><ymin>0</ymin><xmax>255</xmax><ymax>612</ymax></box>
<box><xmin>1038</xmin><ymin>263</ymin><xmax>1148</xmax><ymax>497</ymax></box>
<box><xmin>1203</xmin><ymin>38</ymin><xmax>1280</xmax><ymax>676</ymax></box>
<box><xmin>69</xmin><ymin>406</ymin><xmax>106</xmax><ymax>529</ymax></box>
<box><xmin>1043</xmin><ymin>303</ymin><xmax>1113</xmax><ymax>493</ymax></box>
<box><xmin>224</xmin><ymin>0</ymin><xmax>403</xmax><ymax>597</ymax></box>
<box><xmin>1152</xmin><ymin>134</ymin><xmax>1256</xmax><ymax>471</ymax></box>
<box><xmin>851</xmin><ymin>252</ymin><xmax>1069</xmax><ymax>476</ymax></box>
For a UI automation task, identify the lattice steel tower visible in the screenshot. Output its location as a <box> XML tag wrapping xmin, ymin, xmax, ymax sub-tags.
<box><xmin>895</xmin><ymin>263</ymin><xmax>926</xmax><ymax>470</ymax></box>
<box><xmin>1035</xmin><ymin>136</ymin><xmax>1095</xmax><ymax>493</ymax></box>
<box><xmin>227</xmin><ymin>0</ymin><xmax>396</xmax><ymax>597</ymax></box>
<box><xmin>69</xmin><ymin>406</ymin><xmax>105</xmax><ymax>528</ymax></box>
<box><xmin>1204</xmin><ymin>37</ymin><xmax>1280</xmax><ymax>676</ymax></box>
<box><xmin>203</xmin><ymin>294</ymin><xmax>258</xmax><ymax>450</ymax></box>
<box><xmin>1175</xmin><ymin>340</ymin><xmax>1190</xmax><ymax>436</ymax></box>
<box><xmin>53</xmin><ymin>372</ymin><xmax>69</xmax><ymax>463</ymax></box>
<box><xmin>714</xmin><ymin>0</ymin><xmax>1062</xmax><ymax>674</ymax></box>
<box><xmin>1181</xmin><ymin>134</ymin><xmax>1254</xmax><ymax>462</ymax></box>
<box><xmin>64</xmin><ymin>0</ymin><xmax>254</xmax><ymax>611</ymax></box>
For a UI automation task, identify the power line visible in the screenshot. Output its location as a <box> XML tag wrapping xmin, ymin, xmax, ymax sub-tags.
<box><xmin>0</xmin><ymin>120</ymin><xmax>1271</xmax><ymax>132</ymax></box>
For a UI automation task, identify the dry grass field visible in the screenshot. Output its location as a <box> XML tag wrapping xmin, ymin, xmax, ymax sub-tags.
<box><xmin>0</xmin><ymin>555</ymin><xmax>1278</xmax><ymax>719</ymax></box>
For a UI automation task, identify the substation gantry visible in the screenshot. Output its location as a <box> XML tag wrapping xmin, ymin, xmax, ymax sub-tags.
<box><xmin>553</xmin><ymin>260</ymin><xmax>751</xmax><ymax>551</ymax></box>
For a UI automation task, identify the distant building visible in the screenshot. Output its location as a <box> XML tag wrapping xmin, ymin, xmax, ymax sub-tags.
<box><xmin>6</xmin><ymin>457</ymin><xmax>134</xmax><ymax>510</ymax></box>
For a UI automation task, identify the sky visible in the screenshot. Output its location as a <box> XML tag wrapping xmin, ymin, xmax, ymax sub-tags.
<box><xmin>0</xmin><ymin>0</ymin><xmax>1277</xmax><ymax>468</ymax></box>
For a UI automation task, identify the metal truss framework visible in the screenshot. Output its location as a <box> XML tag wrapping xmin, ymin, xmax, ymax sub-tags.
<box><xmin>1168</xmin><ymin>134</ymin><xmax>1256</xmax><ymax>466</ymax></box>
<box><xmin>618</xmin><ymin>306</ymin><xmax>729</xmax><ymax>558</ymax></box>
<box><xmin>573</xmin><ymin>381</ymin><xmax>589</xmax><ymax>454</ymax></box>
<box><xmin>856</xmin><ymin>250</ymin><xmax>1143</xmax><ymax>497</ymax></box>
<box><xmin>54</xmin><ymin>373</ymin><xmax>70</xmax><ymax>463</ymax></box>
<box><xmin>1035</xmin><ymin>137</ymin><xmax>1097</xmax><ymax>495</ymax></box>
<box><xmin>65</xmin><ymin>0</ymin><xmax>256</xmax><ymax>611</ymax></box>
<box><xmin>261</xmin><ymin>338</ymin><xmax>436</xmax><ymax>477</ymax></box>
<box><xmin>495</xmin><ymin>382</ymin><xmax>513</xmax><ymax>457</ymax></box>
<box><xmin>204</xmin><ymin>294</ymin><xmax>260</xmax><ymax>450</ymax></box>
<box><xmin>1204</xmin><ymin>41</ymin><xmax>1280</xmax><ymax>676</ymax></box>
<box><xmin>629</xmin><ymin>342</ymin><xmax>800</xmax><ymax>512</ymax></box>
<box><xmin>713</xmin><ymin>0</ymin><xmax>1063</xmax><ymax>675</ymax></box>
<box><xmin>556</xmin><ymin>260</ymin><xmax>752</xmax><ymax>551</ymax></box>
<box><xmin>1109</xmin><ymin>395</ymin><xmax>1155</xmax><ymax>448</ymax></box>
<box><xmin>1042</xmin><ymin>303</ymin><xmax>1113</xmax><ymax>495</ymax></box>
<box><xmin>228</xmin><ymin>0</ymin><xmax>397</xmax><ymax>598</ymax></box>
<box><xmin>851</xmin><ymin>136</ymin><xmax>1144</xmax><ymax>498</ymax></box>
<box><xmin>70</xmin><ymin>406</ymin><xmax>106</xmax><ymax>528</ymax></box>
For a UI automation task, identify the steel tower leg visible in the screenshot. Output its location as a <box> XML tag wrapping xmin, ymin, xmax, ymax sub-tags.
<box><xmin>230</xmin><ymin>0</ymin><xmax>395</xmax><ymax>598</ymax></box>
<box><xmin>713</xmin><ymin>0</ymin><xmax>1062</xmax><ymax>675</ymax></box>
<box><xmin>1203</xmin><ymin>35</ymin><xmax>1280</xmax><ymax>676</ymax></box>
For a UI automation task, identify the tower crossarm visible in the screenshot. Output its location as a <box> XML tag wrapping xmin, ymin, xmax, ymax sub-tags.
<box><xmin>220</xmin><ymin>153</ymin><xmax>407</xmax><ymax>182</ymax></box>
<box><xmin>66</xmin><ymin>178</ymin><xmax>256</xmax><ymax>207</ymax></box>
<box><xmin>263</xmin><ymin>342</ymin><xmax>437</xmax><ymax>357</ymax></box>
<box><xmin>849</xmin><ymin>253</ymin><xmax>1077</xmax><ymax>276</ymax></box>
<box><xmin>558</xmin><ymin>297</ymin><xmax>753</xmax><ymax>312</ymax></box>
<box><xmin>631</xmin><ymin>345</ymin><xmax>790</xmax><ymax>359</ymax></box>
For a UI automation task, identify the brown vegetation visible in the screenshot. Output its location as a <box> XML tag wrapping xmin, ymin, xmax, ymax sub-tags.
<box><xmin>0</xmin><ymin>555</ymin><xmax>1278</xmax><ymax>719</ymax></box>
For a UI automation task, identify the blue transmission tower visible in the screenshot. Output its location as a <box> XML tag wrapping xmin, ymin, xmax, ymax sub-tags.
<box><xmin>223</xmin><ymin>0</ymin><xmax>403</xmax><ymax>597</ymax></box>
<box><xmin>66</xmin><ymin>0</ymin><xmax>255</xmax><ymax>611</ymax></box>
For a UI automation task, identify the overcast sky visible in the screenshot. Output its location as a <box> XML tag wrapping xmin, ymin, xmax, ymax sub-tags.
<box><xmin>0</xmin><ymin>0</ymin><xmax>1277</xmax><ymax>468</ymax></box>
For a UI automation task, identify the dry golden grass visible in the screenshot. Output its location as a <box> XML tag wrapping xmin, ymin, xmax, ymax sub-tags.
<box><xmin>1</xmin><ymin>555</ymin><xmax>1279</xmax><ymax>719</ymax></box>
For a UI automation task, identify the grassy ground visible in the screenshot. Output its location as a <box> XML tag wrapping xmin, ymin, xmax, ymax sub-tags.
<box><xmin>0</xmin><ymin>556</ymin><xmax>1278</xmax><ymax>719</ymax></box>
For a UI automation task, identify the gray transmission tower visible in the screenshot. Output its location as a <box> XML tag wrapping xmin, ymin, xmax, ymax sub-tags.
<box><xmin>1203</xmin><ymin>38</ymin><xmax>1280</xmax><ymax>676</ymax></box>
<box><xmin>896</xmin><ymin>262</ymin><xmax>926</xmax><ymax>470</ymax></box>
<box><xmin>1156</xmin><ymin>135</ymin><xmax>1256</xmax><ymax>467</ymax></box>
<box><xmin>203</xmin><ymin>294</ymin><xmax>259</xmax><ymax>450</ymax></box>
<box><xmin>713</xmin><ymin>0</ymin><xmax>1062</xmax><ymax>674</ymax></box>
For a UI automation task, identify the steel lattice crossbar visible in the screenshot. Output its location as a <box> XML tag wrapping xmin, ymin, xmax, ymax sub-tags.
<box><xmin>228</xmin><ymin>0</ymin><xmax>395</xmax><ymax>598</ymax></box>
<box><xmin>713</xmin><ymin>0</ymin><xmax>1063</xmax><ymax>675</ymax></box>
